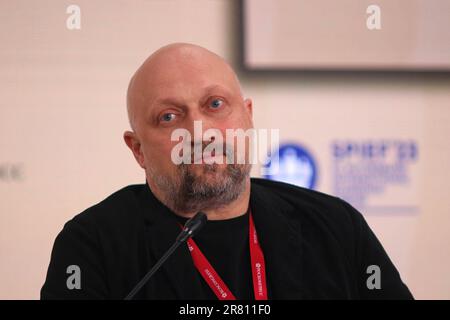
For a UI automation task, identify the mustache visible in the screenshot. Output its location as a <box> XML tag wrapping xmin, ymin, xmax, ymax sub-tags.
<box><xmin>182</xmin><ymin>141</ymin><xmax>235</xmax><ymax>164</ymax></box>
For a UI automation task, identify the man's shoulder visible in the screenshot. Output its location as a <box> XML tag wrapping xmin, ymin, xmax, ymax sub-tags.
<box><xmin>250</xmin><ymin>178</ymin><xmax>364</xmax><ymax>265</ymax></box>
<box><xmin>250</xmin><ymin>177</ymin><xmax>362</xmax><ymax>230</ymax></box>
<box><xmin>66</xmin><ymin>184</ymin><xmax>147</xmax><ymax>231</ymax></box>
<box><xmin>251</xmin><ymin>177</ymin><xmax>349</xmax><ymax>212</ymax></box>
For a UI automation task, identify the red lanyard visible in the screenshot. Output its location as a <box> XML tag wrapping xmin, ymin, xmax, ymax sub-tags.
<box><xmin>185</xmin><ymin>210</ymin><xmax>268</xmax><ymax>300</ymax></box>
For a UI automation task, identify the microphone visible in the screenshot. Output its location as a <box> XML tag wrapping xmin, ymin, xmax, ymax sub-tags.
<box><xmin>124</xmin><ymin>211</ymin><xmax>207</xmax><ymax>300</ymax></box>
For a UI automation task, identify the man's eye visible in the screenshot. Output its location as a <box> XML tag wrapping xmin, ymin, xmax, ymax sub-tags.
<box><xmin>160</xmin><ymin>113</ymin><xmax>176</xmax><ymax>122</ymax></box>
<box><xmin>209</xmin><ymin>98</ymin><xmax>224</xmax><ymax>109</ymax></box>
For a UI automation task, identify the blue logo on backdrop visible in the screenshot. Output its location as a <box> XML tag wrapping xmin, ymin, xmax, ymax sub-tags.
<box><xmin>263</xmin><ymin>143</ymin><xmax>317</xmax><ymax>189</ymax></box>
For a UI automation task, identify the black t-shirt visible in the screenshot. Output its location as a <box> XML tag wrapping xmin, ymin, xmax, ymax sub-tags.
<box><xmin>41</xmin><ymin>179</ymin><xmax>414</xmax><ymax>299</ymax></box>
<box><xmin>174</xmin><ymin>212</ymin><xmax>254</xmax><ymax>300</ymax></box>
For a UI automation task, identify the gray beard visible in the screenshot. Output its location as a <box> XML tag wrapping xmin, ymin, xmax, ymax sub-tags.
<box><xmin>149</xmin><ymin>162</ymin><xmax>251</xmax><ymax>214</ymax></box>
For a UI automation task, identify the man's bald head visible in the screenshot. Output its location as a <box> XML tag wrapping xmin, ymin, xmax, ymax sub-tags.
<box><xmin>126</xmin><ymin>43</ymin><xmax>243</xmax><ymax>132</ymax></box>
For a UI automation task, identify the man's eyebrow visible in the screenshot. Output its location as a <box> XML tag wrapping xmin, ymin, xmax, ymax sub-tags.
<box><xmin>153</xmin><ymin>85</ymin><xmax>232</xmax><ymax>107</ymax></box>
<box><xmin>203</xmin><ymin>84</ymin><xmax>231</xmax><ymax>96</ymax></box>
<box><xmin>153</xmin><ymin>97</ymin><xmax>182</xmax><ymax>107</ymax></box>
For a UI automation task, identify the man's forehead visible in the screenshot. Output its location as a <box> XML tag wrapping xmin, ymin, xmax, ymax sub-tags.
<box><xmin>147</xmin><ymin>58</ymin><xmax>234</xmax><ymax>87</ymax></box>
<box><xmin>140</xmin><ymin>62</ymin><xmax>240</xmax><ymax>104</ymax></box>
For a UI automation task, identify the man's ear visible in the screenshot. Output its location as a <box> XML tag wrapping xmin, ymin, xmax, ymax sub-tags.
<box><xmin>123</xmin><ymin>131</ymin><xmax>146</xmax><ymax>169</ymax></box>
<box><xmin>244</xmin><ymin>98</ymin><xmax>253</xmax><ymax>118</ymax></box>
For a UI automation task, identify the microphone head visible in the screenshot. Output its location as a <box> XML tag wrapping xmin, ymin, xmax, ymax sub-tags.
<box><xmin>184</xmin><ymin>211</ymin><xmax>207</xmax><ymax>235</ymax></box>
<box><xmin>177</xmin><ymin>211</ymin><xmax>207</xmax><ymax>242</ymax></box>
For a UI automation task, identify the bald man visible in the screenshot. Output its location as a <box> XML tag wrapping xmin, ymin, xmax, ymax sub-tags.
<box><xmin>41</xmin><ymin>43</ymin><xmax>413</xmax><ymax>300</ymax></box>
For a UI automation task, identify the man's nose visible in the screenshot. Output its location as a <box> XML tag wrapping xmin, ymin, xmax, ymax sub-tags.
<box><xmin>184</xmin><ymin>108</ymin><xmax>218</xmax><ymax>140</ymax></box>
